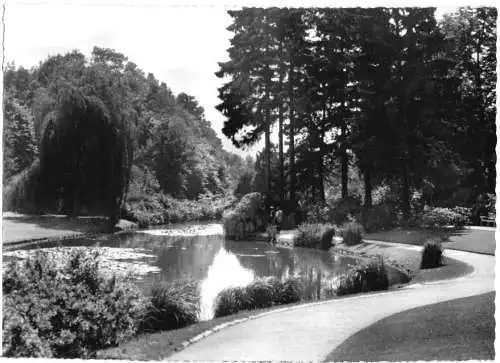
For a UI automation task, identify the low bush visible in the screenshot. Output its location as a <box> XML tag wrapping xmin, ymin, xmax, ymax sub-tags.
<box><xmin>125</xmin><ymin>191</ymin><xmax>234</xmax><ymax>227</ymax></box>
<box><xmin>213</xmin><ymin>286</ymin><xmax>252</xmax><ymax>317</ymax></box>
<box><xmin>451</xmin><ymin>206</ymin><xmax>472</xmax><ymax>225</ymax></box>
<box><xmin>304</xmin><ymin>202</ymin><xmax>334</xmax><ymax>224</ymax></box>
<box><xmin>420</xmin><ymin>207</ymin><xmax>468</xmax><ymax>229</ymax></box>
<box><xmin>2</xmin><ymin>250</ymin><xmax>148</xmax><ymax>358</ymax></box>
<box><xmin>330</xmin><ymin>196</ymin><xmax>363</xmax><ymax>225</ymax></box>
<box><xmin>340</xmin><ymin>222</ymin><xmax>364</xmax><ymax>246</ymax></box>
<box><xmin>358</xmin><ymin>204</ymin><xmax>397</xmax><ymax>233</ymax></box>
<box><xmin>213</xmin><ymin>277</ymin><xmax>302</xmax><ymax>318</ymax></box>
<box><xmin>277</xmin><ymin>279</ymin><xmax>302</xmax><ymax>304</ymax></box>
<box><xmin>141</xmin><ymin>279</ymin><xmax>200</xmax><ymax>332</ymax></box>
<box><xmin>222</xmin><ymin>192</ymin><xmax>266</xmax><ymax>240</ymax></box>
<box><xmin>334</xmin><ymin>259</ymin><xmax>389</xmax><ymax>296</ymax></box>
<box><xmin>245</xmin><ymin>278</ymin><xmax>279</xmax><ymax>309</ymax></box>
<box><xmin>3</xmin><ymin>159</ymin><xmax>41</xmax><ymax>213</ymax></box>
<box><xmin>293</xmin><ymin>223</ymin><xmax>336</xmax><ymax>250</ymax></box>
<box><xmin>420</xmin><ymin>239</ymin><xmax>444</xmax><ymax>269</ymax></box>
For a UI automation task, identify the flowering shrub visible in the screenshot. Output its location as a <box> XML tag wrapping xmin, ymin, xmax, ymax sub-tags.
<box><xmin>304</xmin><ymin>202</ymin><xmax>334</xmax><ymax>224</ymax></box>
<box><xmin>420</xmin><ymin>207</ymin><xmax>468</xmax><ymax>228</ymax></box>
<box><xmin>2</xmin><ymin>250</ymin><xmax>148</xmax><ymax>358</ymax></box>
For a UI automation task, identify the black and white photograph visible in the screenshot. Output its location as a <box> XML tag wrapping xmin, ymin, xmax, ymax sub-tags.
<box><xmin>1</xmin><ymin>0</ymin><xmax>496</xmax><ymax>360</ymax></box>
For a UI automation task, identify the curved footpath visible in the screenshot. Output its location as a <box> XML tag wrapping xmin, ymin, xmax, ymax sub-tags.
<box><xmin>168</xmin><ymin>241</ymin><xmax>495</xmax><ymax>361</ymax></box>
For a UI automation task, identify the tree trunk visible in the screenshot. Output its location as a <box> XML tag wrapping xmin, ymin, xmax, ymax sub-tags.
<box><xmin>318</xmin><ymin>152</ymin><xmax>325</xmax><ymax>203</ymax></box>
<box><xmin>318</xmin><ymin>108</ymin><xmax>327</xmax><ymax>203</ymax></box>
<box><xmin>265</xmin><ymin>108</ymin><xmax>271</xmax><ymax>205</ymax></box>
<box><xmin>288</xmin><ymin>59</ymin><xmax>296</xmax><ymax>214</ymax></box>
<box><xmin>341</xmin><ymin>120</ymin><xmax>348</xmax><ymax>198</ymax></box>
<box><xmin>278</xmin><ymin>39</ymin><xmax>285</xmax><ymax>203</ymax></box>
<box><xmin>363</xmin><ymin>166</ymin><xmax>372</xmax><ymax>208</ymax></box>
<box><xmin>401</xmin><ymin>161</ymin><xmax>411</xmax><ymax>219</ymax></box>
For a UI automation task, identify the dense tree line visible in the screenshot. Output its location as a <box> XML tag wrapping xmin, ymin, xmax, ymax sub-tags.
<box><xmin>217</xmin><ymin>7</ymin><xmax>497</xmax><ymax>218</ymax></box>
<box><xmin>3</xmin><ymin>47</ymin><xmax>247</xmax><ymax>221</ymax></box>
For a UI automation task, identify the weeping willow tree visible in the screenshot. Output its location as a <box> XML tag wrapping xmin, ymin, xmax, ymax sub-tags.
<box><xmin>36</xmin><ymin>85</ymin><xmax>132</xmax><ymax>224</ymax></box>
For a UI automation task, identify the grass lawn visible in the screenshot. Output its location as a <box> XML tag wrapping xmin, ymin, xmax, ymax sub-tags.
<box><xmin>364</xmin><ymin>228</ymin><xmax>450</xmax><ymax>246</ymax></box>
<box><xmin>365</xmin><ymin>227</ymin><xmax>495</xmax><ymax>256</ymax></box>
<box><xmin>325</xmin><ymin>291</ymin><xmax>495</xmax><ymax>361</ymax></box>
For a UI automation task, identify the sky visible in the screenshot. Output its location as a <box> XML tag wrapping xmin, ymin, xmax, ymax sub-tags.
<box><xmin>2</xmin><ymin>0</ymin><xmax>492</xmax><ymax>156</ymax></box>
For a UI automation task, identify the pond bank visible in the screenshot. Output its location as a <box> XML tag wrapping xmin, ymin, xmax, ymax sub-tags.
<box><xmin>2</xmin><ymin>212</ymin><xmax>138</xmax><ymax>247</ymax></box>
<box><xmin>167</xmin><ymin>245</ymin><xmax>493</xmax><ymax>361</ymax></box>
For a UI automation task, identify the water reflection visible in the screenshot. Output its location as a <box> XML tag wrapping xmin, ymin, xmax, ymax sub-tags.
<box><xmin>13</xmin><ymin>224</ymin><xmax>366</xmax><ymax>320</ymax></box>
<box><xmin>199</xmin><ymin>248</ymin><xmax>255</xmax><ymax>320</ymax></box>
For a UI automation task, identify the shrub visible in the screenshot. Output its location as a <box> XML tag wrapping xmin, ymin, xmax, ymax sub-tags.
<box><xmin>222</xmin><ymin>192</ymin><xmax>266</xmax><ymax>240</ymax></box>
<box><xmin>341</xmin><ymin>222</ymin><xmax>364</xmax><ymax>246</ymax></box>
<box><xmin>304</xmin><ymin>202</ymin><xmax>334</xmax><ymax>224</ymax></box>
<box><xmin>213</xmin><ymin>277</ymin><xmax>302</xmax><ymax>318</ymax></box>
<box><xmin>358</xmin><ymin>204</ymin><xmax>396</xmax><ymax>233</ymax></box>
<box><xmin>335</xmin><ymin>259</ymin><xmax>389</xmax><ymax>296</ymax></box>
<box><xmin>124</xmin><ymin>191</ymin><xmax>234</xmax><ymax>227</ymax></box>
<box><xmin>142</xmin><ymin>279</ymin><xmax>200</xmax><ymax>332</ymax></box>
<box><xmin>213</xmin><ymin>286</ymin><xmax>252</xmax><ymax>317</ymax></box>
<box><xmin>2</xmin><ymin>250</ymin><xmax>147</xmax><ymax>358</ymax></box>
<box><xmin>277</xmin><ymin>279</ymin><xmax>303</xmax><ymax>304</ymax></box>
<box><xmin>421</xmin><ymin>239</ymin><xmax>444</xmax><ymax>269</ymax></box>
<box><xmin>330</xmin><ymin>196</ymin><xmax>363</xmax><ymax>225</ymax></box>
<box><xmin>293</xmin><ymin>223</ymin><xmax>336</xmax><ymax>250</ymax></box>
<box><xmin>451</xmin><ymin>206</ymin><xmax>472</xmax><ymax>225</ymax></box>
<box><xmin>420</xmin><ymin>207</ymin><xmax>468</xmax><ymax>229</ymax></box>
<box><xmin>3</xmin><ymin>159</ymin><xmax>41</xmax><ymax>213</ymax></box>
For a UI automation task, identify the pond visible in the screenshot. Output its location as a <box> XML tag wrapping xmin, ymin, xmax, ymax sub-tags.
<box><xmin>4</xmin><ymin>223</ymin><xmax>405</xmax><ymax>320</ymax></box>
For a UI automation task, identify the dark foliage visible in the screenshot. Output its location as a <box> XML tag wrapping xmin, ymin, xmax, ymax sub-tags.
<box><xmin>421</xmin><ymin>239</ymin><xmax>444</xmax><ymax>269</ymax></box>
<box><xmin>2</xmin><ymin>250</ymin><xmax>147</xmax><ymax>358</ymax></box>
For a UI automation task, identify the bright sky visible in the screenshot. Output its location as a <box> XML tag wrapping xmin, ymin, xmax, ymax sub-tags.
<box><xmin>2</xmin><ymin>0</ymin><xmax>493</xmax><ymax>156</ymax></box>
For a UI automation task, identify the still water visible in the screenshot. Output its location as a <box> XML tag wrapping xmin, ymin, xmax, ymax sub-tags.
<box><xmin>5</xmin><ymin>223</ymin><xmax>403</xmax><ymax>320</ymax></box>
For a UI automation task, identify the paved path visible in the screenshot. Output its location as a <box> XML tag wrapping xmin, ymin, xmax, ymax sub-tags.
<box><xmin>169</xmin><ymin>244</ymin><xmax>495</xmax><ymax>360</ymax></box>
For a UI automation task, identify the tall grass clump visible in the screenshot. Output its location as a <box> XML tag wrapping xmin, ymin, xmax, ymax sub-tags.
<box><xmin>293</xmin><ymin>223</ymin><xmax>336</xmax><ymax>250</ymax></box>
<box><xmin>2</xmin><ymin>250</ymin><xmax>147</xmax><ymax>358</ymax></box>
<box><xmin>213</xmin><ymin>277</ymin><xmax>302</xmax><ymax>318</ymax></box>
<box><xmin>141</xmin><ymin>279</ymin><xmax>200</xmax><ymax>332</ymax></box>
<box><xmin>420</xmin><ymin>239</ymin><xmax>444</xmax><ymax>269</ymax></box>
<box><xmin>334</xmin><ymin>259</ymin><xmax>389</xmax><ymax>296</ymax></box>
<box><xmin>222</xmin><ymin>192</ymin><xmax>266</xmax><ymax>240</ymax></box>
<box><xmin>340</xmin><ymin>221</ymin><xmax>364</xmax><ymax>246</ymax></box>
